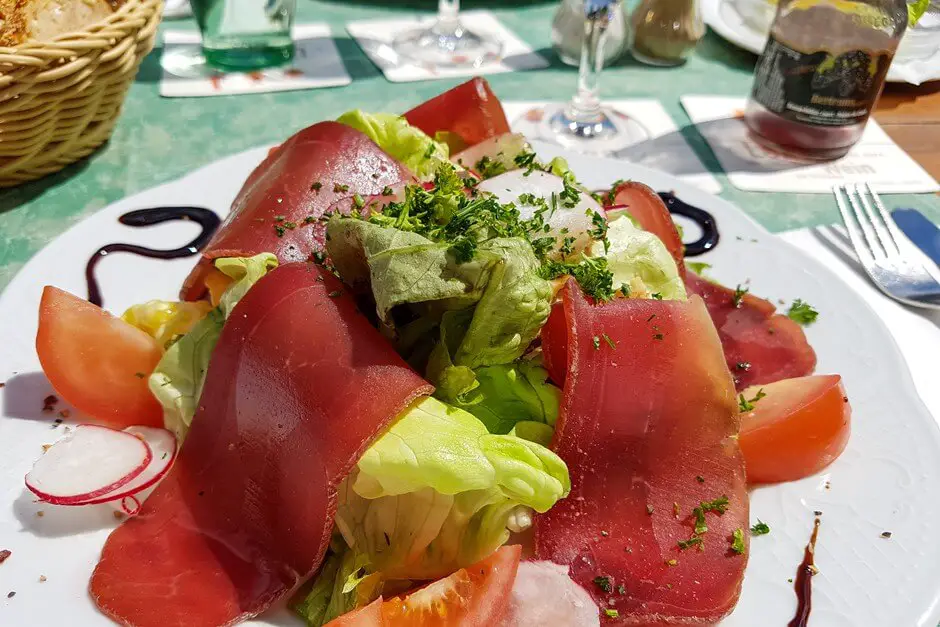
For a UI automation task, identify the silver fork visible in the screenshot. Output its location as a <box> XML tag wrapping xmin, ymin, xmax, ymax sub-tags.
<box><xmin>833</xmin><ymin>183</ymin><xmax>940</xmax><ymax>310</ymax></box>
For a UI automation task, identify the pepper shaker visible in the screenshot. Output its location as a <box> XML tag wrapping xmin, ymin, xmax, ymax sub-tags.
<box><xmin>629</xmin><ymin>0</ymin><xmax>705</xmax><ymax>66</ymax></box>
<box><xmin>552</xmin><ymin>0</ymin><xmax>628</xmax><ymax>66</ymax></box>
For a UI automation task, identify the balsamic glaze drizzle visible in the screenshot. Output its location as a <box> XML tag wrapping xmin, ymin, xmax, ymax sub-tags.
<box><xmin>656</xmin><ymin>192</ymin><xmax>720</xmax><ymax>257</ymax></box>
<box><xmin>85</xmin><ymin>207</ymin><xmax>221</xmax><ymax>307</ymax></box>
<box><xmin>788</xmin><ymin>515</ymin><xmax>822</xmax><ymax>627</ymax></box>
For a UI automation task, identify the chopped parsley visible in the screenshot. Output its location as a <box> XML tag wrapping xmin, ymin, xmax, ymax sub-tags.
<box><xmin>539</xmin><ymin>256</ymin><xmax>615</xmax><ymax>302</ymax></box>
<box><xmin>449</xmin><ymin>236</ymin><xmax>477</xmax><ymax>264</ymax></box>
<box><xmin>593</xmin><ymin>576</ymin><xmax>612</xmax><ymax>593</ymax></box>
<box><xmin>750</xmin><ymin>520</ymin><xmax>771</xmax><ymax>536</ymax></box>
<box><xmin>423</xmin><ymin>142</ymin><xmax>437</xmax><ymax>160</ymax></box>
<box><xmin>686</xmin><ymin>261</ymin><xmax>711</xmax><ymax>275</ymax></box>
<box><xmin>651</xmin><ymin>292</ymin><xmax>663</xmax><ymax>300</ymax></box>
<box><xmin>692</xmin><ymin>496</ymin><xmax>730</xmax><ymax>534</ymax></box>
<box><xmin>787</xmin><ymin>299</ymin><xmax>819</xmax><ymax>326</ymax></box>
<box><xmin>134</xmin><ymin>372</ymin><xmax>146</xmax><ymax>379</ymax></box>
<box><xmin>732</xmin><ymin>284</ymin><xmax>749</xmax><ymax>308</ymax></box>
<box><xmin>604</xmin><ymin>179</ymin><xmax>627</xmax><ymax>206</ymax></box>
<box><xmin>310</xmin><ymin>181</ymin><xmax>322</xmax><ymax>192</ymax></box>
<box><xmin>513</xmin><ymin>150</ymin><xmax>537</xmax><ymax>170</ymax></box>
<box><xmin>333</xmin><ymin>183</ymin><xmax>349</xmax><ymax>193</ymax></box>
<box><xmin>602</xmin><ymin>333</ymin><xmax>616</xmax><ymax>349</ymax></box>
<box><xmin>474</xmin><ymin>155</ymin><xmax>507</xmax><ymax>180</ymax></box>
<box><xmin>731</xmin><ymin>528</ymin><xmax>746</xmax><ymax>554</ymax></box>
<box><xmin>695</xmin><ymin>475</ymin><xmax>705</xmax><ymax>483</ymax></box>
<box><xmin>592</xmin><ymin>336</ymin><xmax>601</xmax><ymax>350</ymax></box>
<box><xmin>677</xmin><ymin>536</ymin><xmax>703</xmax><ymax>551</ymax></box>
<box><xmin>737</xmin><ymin>388</ymin><xmax>766</xmax><ymax>412</ymax></box>
<box><xmin>353</xmin><ymin>194</ymin><xmax>365</xmax><ymax>209</ymax></box>
<box><xmin>616</xmin><ymin>584</ymin><xmax>626</xmax><ymax>595</ymax></box>
<box><xmin>652</xmin><ymin>333</ymin><xmax>664</xmax><ymax>341</ymax></box>
<box><xmin>604</xmin><ymin>609</ymin><xmax>620</xmax><ymax>619</ymax></box>
<box><xmin>381</xmin><ymin>185</ymin><xmax>394</xmax><ymax>196</ymax></box>
<box><xmin>665</xmin><ymin>559</ymin><xmax>678</xmax><ymax>567</ymax></box>
<box><xmin>274</xmin><ymin>224</ymin><xmax>286</xmax><ymax>237</ymax></box>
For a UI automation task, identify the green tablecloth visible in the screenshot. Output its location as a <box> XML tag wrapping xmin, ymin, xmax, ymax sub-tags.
<box><xmin>1</xmin><ymin>0</ymin><xmax>938</xmax><ymax>289</ymax></box>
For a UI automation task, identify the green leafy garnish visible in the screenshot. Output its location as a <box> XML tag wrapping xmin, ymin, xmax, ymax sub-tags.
<box><xmin>732</xmin><ymin>284</ymin><xmax>749</xmax><ymax>308</ymax></box>
<box><xmin>750</xmin><ymin>520</ymin><xmax>771</xmax><ymax>536</ymax></box>
<box><xmin>604</xmin><ymin>608</ymin><xmax>620</xmax><ymax>619</ymax></box>
<box><xmin>731</xmin><ymin>528</ymin><xmax>746</xmax><ymax>554</ymax></box>
<box><xmin>593</xmin><ymin>576</ymin><xmax>612</xmax><ymax>593</ymax></box>
<box><xmin>677</xmin><ymin>536</ymin><xmax>703</xmax><ymax>550</ymax></box>
<box><xmin>787</xmin><ymin>299</ymin><xmax>819</xmax><ymax>326</ymax></box>
<box><xmin>686</xmin><ymin>261</ymin><xmax>711</xmax><ymax>275</ymax></box>
<box><xmin>738</xmin><ymin>389</ymin><xmax>766</xmax><ymax>412</ymax></box>
<box><xmin>692</xmin><ymin>496</ymin><xmax>730</xmax><ymax>534</ymax></box>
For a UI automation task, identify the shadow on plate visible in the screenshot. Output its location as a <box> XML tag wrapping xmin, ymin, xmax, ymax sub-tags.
<box><xmin>12</xmin><ymin>489</ymin><xmax>120</xmax><ymax>538</ymax></box>
<box><xmin>811</xmin><ymin>225</ymin><xmax>940</xmax><ymax>328</ymax></box>
<box><xmin>1</xmin><ymin>371</ymin><xmax>66</xmax><ymax>423</ymax></box>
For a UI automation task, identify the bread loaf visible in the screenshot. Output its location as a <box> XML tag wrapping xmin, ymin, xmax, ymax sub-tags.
<box><xmin>0</xmin><ymin>0</ymin><xmax>125</xmax><ymax>47</ymax></box>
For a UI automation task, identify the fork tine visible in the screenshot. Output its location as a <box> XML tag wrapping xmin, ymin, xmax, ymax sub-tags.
<box><xmin>845</xmin><ymin>184</ymin><xmax>886</xmax><ymax>259</ymax></box>
<box><xmin>856</xmin><ymin>184</ymin><xmax>900</xmax><ymax>257</ymax></box>
<box><xmin>833</xmin><ymin>184</ymin><xmax>874</xmax><ymax>264</ymax></box>
<box><xmin>865</xmin><ymin>183</ymin><xmax>909</xmax><ymax>252</ymax></box>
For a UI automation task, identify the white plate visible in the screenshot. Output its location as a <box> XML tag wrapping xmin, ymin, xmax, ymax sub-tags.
<box><xmin>702</xmin><ymin>0</ymin><xmax>940</xmax><ymax>85</ymax></box>
<box><xmin>2</xmin><ymin>144</ymin><xmax>940</xmax><ymax>626</ymax></box>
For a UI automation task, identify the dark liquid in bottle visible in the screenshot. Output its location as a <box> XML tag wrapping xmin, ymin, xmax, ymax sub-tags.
<box><xmin>745</xmin><ymin>4</ymin><xmax>901</xmax><ymax>160</ymax></box>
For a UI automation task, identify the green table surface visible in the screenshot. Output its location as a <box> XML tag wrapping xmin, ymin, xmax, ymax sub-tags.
<box><xmin>1</xmin><ymin>0</ymin><xmax>938</xmax><ymax>290</ymax></box>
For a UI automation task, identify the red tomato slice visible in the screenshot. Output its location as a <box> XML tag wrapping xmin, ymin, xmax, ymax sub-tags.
<box><xmin>381</xmin><ymin>545</ymin><xmax>521</xmax><ymax>627</ymax></box>
<box><xmin>36</xmin><ymin>286</ymin><xmax>164</xmax><ymax>428</ymax></box>
<box><xmin>739</xmin><ymin>375</ymin><xmax>851</xmax><ymax>484</ymax></box>
<box><xmin>326</xmin><ymin>598</ymin><xmax>387</xmax><ymax>627</ymax></box>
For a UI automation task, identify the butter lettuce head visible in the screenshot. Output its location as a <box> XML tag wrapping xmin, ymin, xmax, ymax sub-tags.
<box><xmin>458</xmin><ymin>360</ymin><xmax>560</xmax><ymax>435</ymax></box>
<box><xmin>590</xmin><ymin>215</ymin><xmax>686</xmax><ymax>300</ymax></box>
<box><xmin>297</xmin><ymin>397</ymin><xmax>569</xmax><ymax>624</ymax></box>
<box><xmin>336</xmin><ymin>110</ymin><xmax>449</xmax><ymax>179</ymax></box>
<box><xmin>149</xmin><ymin>253</ymin><xmax>278</xmax><ymax>439</ymax></box>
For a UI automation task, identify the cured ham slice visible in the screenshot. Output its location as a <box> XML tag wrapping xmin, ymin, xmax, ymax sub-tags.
<box><xmin>91</xmin><ymin>263</ymin><xmax>432</xmax><ymax>627</ymax></box>
<box><xmin>181</xmin><ymin>122</ymin><xmax>413</xmax><ymax>300</ymax></box>
<box><xmin>403</xmin><ymin>77</ymin><xmax>511</xmax><ymax>151</ymax></box>
<box><xmin>536</xmin><ymin>281</ymin><xmax>748</xmax><ymax>624</ymax></box>
<box><xmin>685</xmin><ymin>271</ymin><xmax>816</xmax><ymax>390</ymax></box>
<box><xmin>606</xmin><ymin>181</ymin><xmax>685</xmax><ymax>273</ymax></box>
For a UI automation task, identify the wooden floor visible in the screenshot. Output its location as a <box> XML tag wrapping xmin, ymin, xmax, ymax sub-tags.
<box><xmin>875</xmin><ymin>81</ymin><xmax>940</xmax><ymax>180</ymax></box>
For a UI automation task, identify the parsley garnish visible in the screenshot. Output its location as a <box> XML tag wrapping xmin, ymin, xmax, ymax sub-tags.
<box><xmin>381</xmin><ymin>186</ymin><xmax>393</xmax><ymax>196</ymax></box>
<box><xmin>134</xmin><ymin>372</ymin><xmax>145</xmax><ymax>379</ymax></box>
<box><xmin>592</xmin><ymin>336</ymin><xmax>601</xmax><ymax>350</ymax></box>
<box><xmin>513</xmin><ymin>150</ymin><xmax>537</xmax><ymax>170</ymax></box>
<box><xmin>652</xmin><ymin>333</ymin><xmax>664</xmax><ymax>341</ymax></box>
<box><xmin>732</xmin><ymin>284</ymin><xmax>749</xmax><ymax>308</ymax></box>
<box><xmin>602</xmin><ymin>333</ymin><xmax>616</xmax><ymax>349</ymax></box>
<box><xmin>593</xmin><ymin>576</ymin><xmax>612</xmax><ymax>593</ymax></box>
<box><xmin>787</xmin><ymin>299</ymin><xmax>819</xmax><ymax>326</ymax></box>
<box><xmin>423</xmin><ymin>142</ymin><xmax>437</xmax><ymax>160</ymax></box>
<box><xmin>695</xmin><ymin>475</ymin><xmax>705</xmax><ymax>483</ymax></box>
<box><xmin>274</xmin><ymin>224</ymin><xmax>286</xmax><ymax>237</ymax></box>
<box><xmin>604</xmin><ymin>609</ymin><xmax>620</xmax><ymax>619</ymax></box>
<box><xmin>737</xmin><ymin>388</ymin><xmax>766</xmax><ymax>412</ymax></box>
<box><xmin>750</xmin><ymin>520</ymin><xmax>770</xmax><ymax>536</ymax></box>
<box><xmin>333</xmin><ymin>183</ymin><xmax>349</xmax><ymax>193</ymax></box>
<box><xmin>474</xmin><ymin>155</ymin><xmax>507</xmax><ymax>180</ymax></box>
<box><xmin>666</xmin><ymin>559</ymin><xmax>678</xmax><ymax>566</ymax></box>
<box><xmin>450</xmin><ymin>236</ymin><xmax>477</xmax><ymax>264</ymax></box>
<box><xmin>353</xmin><ymin>194</ymin><xmax>365</xmax><ymax>209</ymax></box>
<box><xmin>539</xmin><ymin>256</ymin><xmax>615</xmax><ymax>302</ymax></box>
<box><xmin>616</xmin><ymin>584</ymin><xmax>626</xmax><ymax>594</ymax></box>
<box><xmin>731</xmin><ymin>528</ymin><xmax>746</xmax><ymax>554</ymax></box>
<box><xmin>310</xmin><ymin>181</ymin><xmax>322</xmax><ymax>192</ymax></box>
<box><xmin>651</xmin><ymin>292</ymin><xmax>663</xmax><ymax>300</ymax></box>
<box><xmin>677</xmin><ymin>537</ymin><xmax>703</xmax><ymax>550</ymax></box>
<box><xmin>692</xmin><ymin>496</ymin><xmax>729</xmax><ymax>534</ymax></box>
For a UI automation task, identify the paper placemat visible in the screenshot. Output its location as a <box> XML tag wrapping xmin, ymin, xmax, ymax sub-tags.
<box><xmin>680</xmin><ymin>95</ymin><xmax>940</xmax><ymax>194</ymax></box>
<box><xmin>504</xmin><ymin>100</ymin><xmax>723</xmax><ymax>195</ymax></box>
<box><xmin>346</xmin><ymin>11</ymin><xmax>548</xmax><ymax>83</ymax></box>
<box><xmin>160</xmin><ymin>24</ymin><xmax>351</xmax><ymax>98</ymax></box>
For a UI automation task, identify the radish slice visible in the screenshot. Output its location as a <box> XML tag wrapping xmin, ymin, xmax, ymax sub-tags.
<box><xmin>452</xmin><ymin>133</ymin><xmax>531</xmax><ymax>174</ymax></box>
<box><xmin>78</xmin><ymin>426</ymin><xmax>178</xmax><ymax>506</ymax></box>
<box><xmin>25</xmin><ymin>425</ymin><xmax>152</xmax><ymax>505</ymax></box>
<box><xmin>478</xmin><ymin>170</ymin><xmax>604</xmax><ymax>258</ymax></box>
<box><xmin>499</xmin><ymin>561</ymin><xmax>600</xmax><ymax>627</ymax></box>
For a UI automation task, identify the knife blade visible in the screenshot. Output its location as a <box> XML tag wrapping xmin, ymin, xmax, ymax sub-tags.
<box><xmin>891</xmin><ymin>208</ymin><xmax>940</xmax><ymax>267</ymax></box>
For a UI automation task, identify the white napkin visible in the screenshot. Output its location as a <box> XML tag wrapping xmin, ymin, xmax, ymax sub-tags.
<box><xmin>345</xmin><ymin>10</ymin><xmax>548</xmax><ymax>83</ymax></box>
<box><xmin>160</xmin><ymin>24</ymin><xmax>351</xmax><ymax>98</ymax></box>
<box><xmin>503</xmin><ymin>100</ymin><xmax>723</xmax><ymax>194</ymax></box>
<box><xmin>781</xmin><ymin>226</ymin><xmax>940</xmax><ymax>426</ymax></box>
<box><xmin>680</xmin><ymin>95</ymin><xmax>940</xmax><ymax>194</ymax></box>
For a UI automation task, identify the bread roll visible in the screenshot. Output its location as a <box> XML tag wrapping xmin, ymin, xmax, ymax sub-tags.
<box><xmin>0</xmin><ymin>0</ymin><xmax>125</xmax><ymax>47</ymax></box>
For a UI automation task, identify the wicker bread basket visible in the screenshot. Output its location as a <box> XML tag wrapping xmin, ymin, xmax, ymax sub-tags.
<box><xmin>0</xmin><ymin>0</ymin><xmax>162</xmax><ymax>187</ymax></box>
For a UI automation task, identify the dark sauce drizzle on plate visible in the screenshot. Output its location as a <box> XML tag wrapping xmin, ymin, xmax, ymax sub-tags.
<box><xmin>86</xmin><ymin>207</ymin><xmax>221</xmax><ymax>307</ymax></box>
<box><xmin>788</xmin><ymin>515</ymin><xmax>822</xmax><ymax>627</ymax></box>
<box><xmin>656</xmin><ymin>192</ymin><xmax>720</xmax><ymax>257</ymax></box>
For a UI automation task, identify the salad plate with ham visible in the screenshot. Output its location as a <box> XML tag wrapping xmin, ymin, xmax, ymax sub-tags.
<box><xmin>2</xmin><ymin>79</ymin><xmax>940</xmax><ymax>627</ymax></box>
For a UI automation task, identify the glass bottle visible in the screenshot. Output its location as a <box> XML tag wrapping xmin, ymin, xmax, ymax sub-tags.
<box><xmin>744</xmin><ymin>0</ymin><xmax>908</xmax><ymax>160</ymax></box>
<box><xmin>629</xmin><ymin>0</ymin><xmax>705</xmax><ymax>66</ymax></box>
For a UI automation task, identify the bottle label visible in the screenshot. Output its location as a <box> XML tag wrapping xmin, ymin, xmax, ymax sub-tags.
<box><xmin>750</xmin><ymin>35</ymin><xmax>892</xmax><ymax>127</ymax></box>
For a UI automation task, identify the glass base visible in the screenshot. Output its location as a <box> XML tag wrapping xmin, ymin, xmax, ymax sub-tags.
<box><xmin>392</xmin><ymin>20</ymin><xmax>503</xmax><ymax>68</ymax></box>
<box><xmin>535</xmin><ymin>103</ymin><xmax>649</xmax><ymax>155</ymax></box>
<box><xmin>202</xmin><ymin>37</ymin><xmax>294</xmax><ymax>71</ymax></box>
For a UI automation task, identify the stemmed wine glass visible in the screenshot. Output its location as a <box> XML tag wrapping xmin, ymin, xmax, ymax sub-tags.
<box><xmin>532</xmin><ymin>0</ymin><xmax>648</xmax><ymax>154</ymax></box>
<box><xmin>392</xmin><ymin>0</ymin><xmax>504</xmax><ymax>68</ymax></box>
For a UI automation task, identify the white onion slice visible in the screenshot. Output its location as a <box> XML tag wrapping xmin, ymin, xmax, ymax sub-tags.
<box><xmin>25</xmin><ymin>425</ymin><xmax>152</xmax><ymax>505</ymax></box>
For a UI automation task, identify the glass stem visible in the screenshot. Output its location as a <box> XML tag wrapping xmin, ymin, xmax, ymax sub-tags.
<box><xmin>568</xmin><ymin>1</ymin><xmax>612</xmax><ymax>122</ymax></box>
<box><xmin>436</xmin><ymin>0</ymin><xmax>461</xmax><ymax>35</ymax></box>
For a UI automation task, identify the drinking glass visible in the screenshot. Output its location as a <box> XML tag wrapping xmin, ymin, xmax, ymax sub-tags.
<box><xmin>392</xmin><ymin>0</ymin><xmax>503</xmax><ymax>68</ymax></box>
<box><xmin>191</xmin><ymin>0</ymin><xmax>297</xmax><ymax>71</ymax></box>
<box><xmin>534</xmin><ymin>0</ymin><xmax>648</xmax><ymax>154</ymax></box>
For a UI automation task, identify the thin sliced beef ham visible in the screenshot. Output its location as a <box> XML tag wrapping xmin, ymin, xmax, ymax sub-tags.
<box><xmin>685</xmin><ymin>271</ymin><xmax>816</xmax><ymax>390</ymax></box>
<box><xmin>403</xmin><ymin>77</ymin><xmax>510</xmax><ymax>151</ymax></box>
<box><xmin>536</xmin><ymin>281</ymin><xmax>748</xmax><ymax>625</ymax></box>
<box><xmin>181</xmin><ymin>122</ymin><xmax>413</xmax><ymax>300</ymax></box>
<box><xmin>91</xmin><ymin>263</ymin><xmax>432</xmax><ymax>627</ymax></box>
<box><xmin>606</xmin><ymin>182</ymin><xmax>685</xmax><ymax>274</ymax></box>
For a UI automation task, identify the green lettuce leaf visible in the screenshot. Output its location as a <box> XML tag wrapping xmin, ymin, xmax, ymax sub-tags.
<box><xmin>458</xmin><ymin>361</ymin><xmax>560</xmax><ymax>434</ymax></box>
<box><xmin>149</xmin><ymin>253</ymin><xmax>278</xmax><ymax>439</ymax></box>
<box><xmin>589</xmin><ymin>215</ymin><xmax>686</xmax><ymax>300</ymax></box>
<box><xmin>336</xmin><ymin>110</ymin><xmax>449</xmax><ymax>179</ymax></box>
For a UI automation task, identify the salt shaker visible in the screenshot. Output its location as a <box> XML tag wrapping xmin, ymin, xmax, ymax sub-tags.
<box><xmin>629</xmin><ymin>0</ymin><xmax>705</xmax><ymax>66</ymax></box>
<box><xmin>552</xmin><ymin>0</ymin><xmax>628</xmax><ymax>66</ymax></box>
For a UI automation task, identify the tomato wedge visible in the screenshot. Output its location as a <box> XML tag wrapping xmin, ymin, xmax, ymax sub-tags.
<box><xmin>739</xmin><ymin>375</ymin><xmax>851</xmax><ymax>484</ymax></box>
<box><xmin>36</xmin><ymin>286</ymin><xmax>164</xmax><ymax>428</ymax></box>
<box><xmin>381</xmin><ymin>545</ymin><xmax>521</xmax><ymax>627</ymax></box>
<box><xmin>326</xmin><ymin>599</ymin><xmax>387</xmax><ymax>627</ymax></box>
